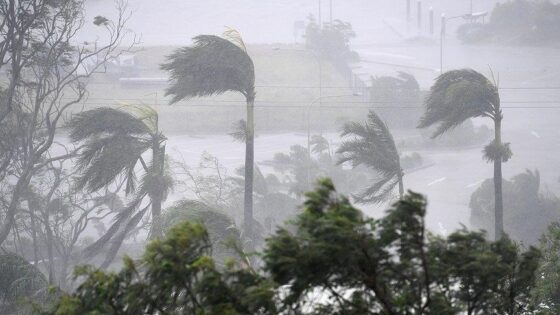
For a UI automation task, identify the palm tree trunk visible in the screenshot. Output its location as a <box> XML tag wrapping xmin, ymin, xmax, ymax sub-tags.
<box><xmin>494</xmin><ymin>117</ymin><xmax>504</xmax><ymax>240</ymax></box>
<box><xmin>243</xmin><ymin>93</ymin><xmax>255</xmax><ymax>240</ymax></box>
<box><xmin>397</xmin><ymin>171</ymin><xmax>404</xmax><ymax>200</ymax></box>
<box><xmin>149</xmin><ymin>141</ymin><xmax>164</xmax><ymax>240</ymax></box>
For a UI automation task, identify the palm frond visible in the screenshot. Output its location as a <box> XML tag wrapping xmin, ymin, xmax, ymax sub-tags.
<box><xmin>82</xmin><ymin>195</ymin><xmax>146</xmax><ymax>258</ymax></box>
<box><xmin>75</xmin><ymin>134</ymin><xmax>151</xmax><ymax>192</ymax></box>
<box><xmin>418</xmin><ymin>69</ymin><xmax>499</xmax><ymax>138</ymax></box>
<box><xmin>223</xmin><ymin>27</ymin><xmax>248</xmax><ymax>52</ymax></box>
<box><xmin>337</xmin><ymin>111</ymin><xmax>402</xmax><ymax>204</ymax></box>
<box><xmin>68</xmin><ymin>107</ymin><xmax>152</xmax><ymax>142</ymax></box>
<box><xmin>161</xmin><ymin>34</ymin><xmax>255</xmax><ymax>103</ymax></box>
<box><xmin>337</xmin><ymin>111</ymin><xmax>400</xmax><ymax>176</ymax></box>
<box><xmin>483</xmin><ymin>140</ymin><xmax>512</xmax><ymax>163</ymax></box>
<box><xmin>0</xmin><ymin>253</ymin><xmax>48</xmax><ymax>305</ymax></box>
<box><xmin>310</xmin><ymin>135</ymin><xmax>330</xmax><ymax>155</ymax></box>
<box><xmin>353</xmin><ymin>175</ymin><xmax>399</xmax><ymax>204</ymax></box>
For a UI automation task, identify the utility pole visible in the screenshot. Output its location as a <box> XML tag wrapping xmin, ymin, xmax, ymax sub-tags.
<box><xmin>429</xmin><ymin>7</ymin><xmax>434</xmax><ymax>35</ymax></box>
<box><xmin>329</xmin><ymin>0</ymin><xmax>333</xmax><ymax>26</ymax></box>
<box><xmin>440</xmin><ymin>14</ymin><xmax>446</xmax><ymax>74</ymax></box>
<box><xmin>318</xmin><ymin>0</ymin><xmax>322</xmax><ymax>29</ymax></box>
<box><xmin>417</xmin><ymin>1</ymin><xmax>422</xmax><ymax>31</ymax></box>
<box><xmin>406</xmin><ymin>0</ymin><xmax>411</xmax><ymax>32</ymax></box>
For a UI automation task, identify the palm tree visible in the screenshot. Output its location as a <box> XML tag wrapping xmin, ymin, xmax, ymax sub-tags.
<box><xmin>161</xmin><ymin>30</ymin><xmax>256</xmax><ymax>237</ymax></box>
<box><xmin>0</xmin><ymin>252</ymin><xmax>49</xmax><ymax>313</ymax></box>
<box><xmin>337</xmin><ymin>110</ymin><xmax>404</xmax><ymax>204</ymax></box>
<box><xmin>68</xmin><ymin>106</ymin><xmax>172</xmax><ymax>265</ymax></box>
<box><xmin>418</xmin><ymin>69</ymin><xmax>511</xmax><ymax>240</ymax></box>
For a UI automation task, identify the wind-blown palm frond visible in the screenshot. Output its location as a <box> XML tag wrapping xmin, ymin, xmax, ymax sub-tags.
<box><xmin>310</xmin><ymin>135</ymin><xmax>330</xmax><ymax>155</ymax></box>
<box><xmin>222</xmin><ymin>27</ymin><xmax>248</xmax><ymax>52</ymax></box>
<box><xmin>68</xmin><ymin>107</ymin><xmax>152</xmax><ymax>142</ymax></box>
<box><xmin>0</xmin><ymin>253</ymin><xmax>48</xmax><ymax>310</ymax></box>
<box><xmin>418</xmin><ymin>69</ymin><xmax>499</xmax><ymax>138</ymax></box>
<box><xmin>337</xmin><ymin>111</ymin><xmax>402</xmax><ymax>203</ymax></box>
<box><xmin>161</xmin><ymin>35</ymin><xmax>255</xmax><ymax>103</ymax></box>
<box><xmin>74</xmin><ymin>133</ymin><xmax>151</xmax><ymax>192</ymax></box>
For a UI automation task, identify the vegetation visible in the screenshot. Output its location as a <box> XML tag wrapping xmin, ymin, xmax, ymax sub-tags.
<box><xmin>338</xmin><ymin>111</ymin><xmax>405</xmax><ymax>203</ymax></box>
<box><xmin>0</xmin><ymin>253</ymin><xmax>50</xmax><ymax>314</ymax></box>
<box><xmin>305</xmin><ymin>16</ymin><xmax>357</xmax><ymax>61</ymax></box>
<box><xmin>46</xmin><ymin>180</ymin><xmax>542</xmax><ymax>314</ymax></box>
<box><xmin>419</xmin><ymin>69</ymin><xmax>510</xmax><ymax>240</ymax></box>
<box><xmin>369</xmin><ymin>72</ymin><xmax>422</xmax><ymax>129</ymax></box>
<box><xmin>68</xmin><ymin>106</ymin><xmax>173</xmax><ymax>267</ymax></box>
<box><xmin>457</xmin><ymin>0</ymin><xmax>560</xmax><ymax>45</ymax></box>
<box><xmin>162</xmin><ymin>30</ymin><xmax>258</xmax><ymax>241</ymax></box>
<box><xmin>470</xmin><ymin>169</ymin><xmax>560</xmax><ymax>245</ymax></box>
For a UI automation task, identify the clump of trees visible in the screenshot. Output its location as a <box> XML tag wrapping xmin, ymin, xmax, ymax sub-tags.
<box><xmin>458</xmin><ymin>0</ymin><xmax>560</xmax><ymax>45</ymax></box>
<box><xmin>305</xmin><ymin>16</ymin><xmax>358</xmax><ymax>61</ymax></box>
<box><xmin>45</xmin><ymin>180</ymin><xmax>542</xmax><ymax>314</ymax></box>
<box><xmin>470</xmin><ymin>169</ymin><xmax>560</xmax><ymax>246</ymax></box>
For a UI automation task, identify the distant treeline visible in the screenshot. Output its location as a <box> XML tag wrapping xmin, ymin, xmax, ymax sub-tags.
<box><xmin>458</xmin><ymin>0</ymin><xmax>560</xmax><ymax>45</ymax></box>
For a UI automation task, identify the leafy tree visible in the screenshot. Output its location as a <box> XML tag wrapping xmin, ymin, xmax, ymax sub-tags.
<box><xmin>418</xmin><ymin>69</ymin><xmax>510</xmax><ymax>240</ymax></box>
<box><xmin>46</xmin><ymin>221</ymin><xmax>276</xmax><ymax>315</ymax></box>
<box><xmin>161</xmin><ymin>30</ymin><xmax>257</xmax><ymax>239</ymax></box>
<box><xmin>46</xmin><ymin>180</ymin><xmax>541</xmax><ymax>314</ymax></box>
<box><xmin>68</xmin><ymin>106</ymin><xmax>173</xmax><ymax>267</ymax></box>
<box><xmin>470</xmin><ymin>169</ymin><xmax>560</xmax><ymax>245</ymax></box>
<box><xmin>369</xmin><ymin>72</ymin><xmax>422</xmax><ymax>129</ymax></box>
<box><xmin>305</xmin><ymin>16</ymin><xmax>357</xmax><ymax>61</ymax></box>
<box><xmin>534</xmin><ymin>222</ymin><xmax>560</xmax><ymax>313</ymax></box>
<box><xmin>337</xmin><ymin>110</ymin><xmax>404</xmax><ymax>203</ymax></box>
<box><xmin>0</xmin><ymin>0</ymin><xmax>131</xmax><ymax>247</ymax></box>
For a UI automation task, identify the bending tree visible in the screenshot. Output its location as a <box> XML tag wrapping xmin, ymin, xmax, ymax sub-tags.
<box><xmin>418</xmin><ymin>69</ymin><xmax>511</xmax><ymax>240</ymax></box>
<box><xmin>68</xmin><ymin>106</ymin><xmax>172</xmax><ymax>266</ymax></box>
<box><xmin>337</xmin><ymin>110</ymin><xmax>404</xmax><ymax>203</ymax></box>
<box><xmin>161</xmin><ymin>30</ymin><xmax>256</xmax><ymax>238</ymax></box>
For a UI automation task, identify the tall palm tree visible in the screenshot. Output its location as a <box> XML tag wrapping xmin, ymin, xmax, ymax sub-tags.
<box><xmin>68</xmin><ymin>106</ymin><xmax>172</xmax><ymax>265</ymax></box>
<box><xmin>418</xmin><ymin>69</ymin><xmax>511</xmax><ymax>240</ymax></box>
<box><xmin>337</xmin><ymin>110</ymin><xmax>404</xmax><ymax>204</ymax></box>
<box><xmin>161</xmin><ymin>30</ymin><xmax>256</xmax><ymax>237</ymax></box>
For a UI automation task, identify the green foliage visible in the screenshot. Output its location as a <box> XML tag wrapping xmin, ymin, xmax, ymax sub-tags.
<box><xmin>419</xmin><ymin>69</ymin><xmax>500</xmax><ymax>138</ymax></box>
<box><xmin>534</xmin><ymin>222</ymin><xmax>560</xmax><ymax>313</ymax></box>
<box><xmin>265</xmin><ymin>179</ymin><xmax>541</xmax><ymax>313</ymax></box>
<box><xmin>161</xmin><ymin>34</ymin><xmax>255</xmax><ymax>103</ymax></box>
<box><xmin>470</xmin><ymin>169</ymin><xmax>560</xmax><ymax>245</ymax></box>
<box><xmin>46</xmin><ymin>180</ymin><xmax>542</xmax><ymax>314</ymax></box>
<box><xmin>47</xmin><ymin>221</ymin><xmax>276</xmax><ymax>315</ymax></box>
<box><xmin>337</xmin><ymin>110</ymin><xmax>403</xmax><ymax>203</ymax></box>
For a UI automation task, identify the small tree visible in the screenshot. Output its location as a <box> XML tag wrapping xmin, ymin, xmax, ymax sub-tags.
<box><xmin>337</xmin><ymin>110</ymin><xmax>404</xmax><ymax>203</ymax></box>
<box><xmin>0</xmin><ymin>0</ymin><xmax>133</xmax><ymax>247</ymax></box>
<box><xmin>68</xmin><ymin>106</ymin><xmax>173</xmax><ymax>267</ymax></box>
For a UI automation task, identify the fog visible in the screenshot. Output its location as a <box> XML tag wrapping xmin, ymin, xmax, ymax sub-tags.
<box><xmin>2</xmin><ymin>0</ymin><xmax>560</xmax><ymax>312</ymax></box>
